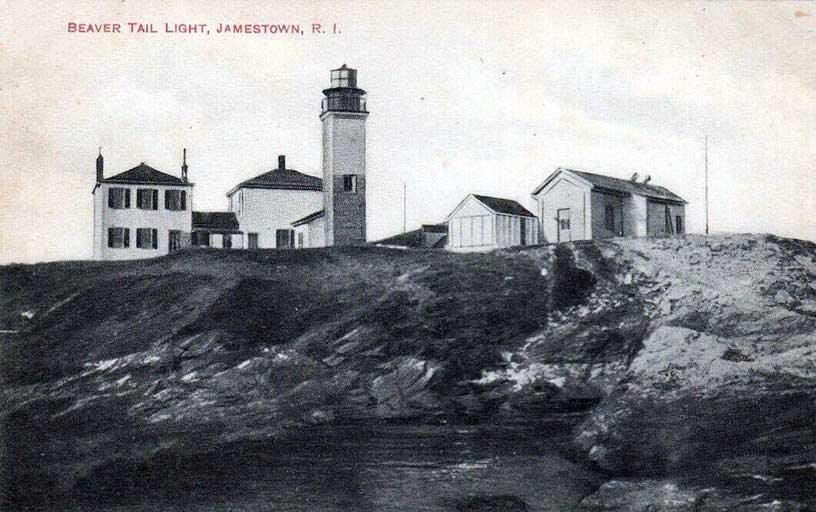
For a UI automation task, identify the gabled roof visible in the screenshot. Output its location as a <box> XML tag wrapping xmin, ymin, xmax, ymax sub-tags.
<box><xmin>532</xmin><ymin>167</ymin><xmax>686</xmax><ymax>204</ymax></box>
<box><xmin>227</xmin><ymin>167</ymin><xmax>322</xmax><ymax>196</ymax></box>
<box><xmin>471</xmin><ymin>195</ymin><xmax>536</xmax><ymax>217</ymax></box>
<box><xmin>101</xmin><ymin>163</ymin><xmax>190</xmax><ymax>186</ymax></box>
<box><xmin>192</xmin><ymin>211</ymin><xmax>241</xmax><ymax>233</ymax></box>
<box><xmin>291</xmin><ymin>209</ymin><xmax>324</xmax><ymax>227</ymax></box>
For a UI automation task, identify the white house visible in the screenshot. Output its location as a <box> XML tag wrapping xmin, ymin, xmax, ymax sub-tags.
<box><xmin>93</xmin><ymin>150</ymin><xmax>194</xmax><ymax>260</ymax></box>
<box><xmin>226</xmin><ymin>155</ymin><xmax>323</xmax><ymax>249</ymax></box>
<box><xmin>446</xmin><ymin>194</ymin><xmax>539</xmax><ymax>252</ymax></box>
<box><xmin>531</xmin><ymin>168</ymin><xmax>687</xmax><ymax>243</ymax></box>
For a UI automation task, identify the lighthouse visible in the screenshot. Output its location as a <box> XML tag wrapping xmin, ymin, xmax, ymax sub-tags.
<box><xmin>320</xmin><ymin>64</ymin><xmax>369</xmax><ymax>246</ymax></box>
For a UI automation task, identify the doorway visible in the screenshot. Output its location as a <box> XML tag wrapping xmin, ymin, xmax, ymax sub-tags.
<box><xmin>556</xmin><ymin>208</ymin><xmax>571</xmax><ymax>242</ymax></box>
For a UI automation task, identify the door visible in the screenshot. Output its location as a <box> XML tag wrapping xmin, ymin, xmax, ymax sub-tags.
<box><xmin>168</xmin><ymin>230</ymin><xmax>181</xmax><ymax>252</ymax></box>
<box><xmin>556</xmin><ymin>208</ymin><xmax>571</xmax><ymax>242</ymax></box>
<box><xmin>276</xmin><ymin>229</ymin><xmax>294</xmax><ymax>249</ymax></box>
<box><xmin>248</xmin><ymin>233</ymin><xmax>259</xmax><ymax>249</ymax></box>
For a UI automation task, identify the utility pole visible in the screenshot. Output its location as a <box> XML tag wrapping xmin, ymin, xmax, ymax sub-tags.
<box><xmin>705</xmin><ymin>134</ymin><xmax>709</xmax><ymax>235</ymax></box>
<box><xmin>403</xmin><ymin>181</ymin><xmax>407</xmax><ymax>233</ymax></box>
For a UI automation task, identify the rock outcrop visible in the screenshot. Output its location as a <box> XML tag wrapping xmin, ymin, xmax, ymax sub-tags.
<box><xmin>1</xmin><ymin>234</ymin><xmax>814</xmax><ymax>509</ymax></box>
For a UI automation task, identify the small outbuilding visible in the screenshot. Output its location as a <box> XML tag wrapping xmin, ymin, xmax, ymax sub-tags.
<box><xmin>191</xmin><ymin>211</ymin><xmax>243</xmax><ymax>249</ymax></box>
<box><xmin>531</xmin><ymin>168</ymin><xmax>687</xmax><ymax>243</ymax></box>
<box><xmin>445</xmin><ymin>194</ymin><xmax>539</xmax><ymax>252</ymax></box>
<box><xmin>291</xmin><ymin>210</ymin><xmax>325</xmax><ymax>249</ymax></box>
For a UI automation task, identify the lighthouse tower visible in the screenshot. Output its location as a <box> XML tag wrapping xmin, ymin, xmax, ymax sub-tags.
<box><xmin>320</xmin><ymin>64</ymin><xmax>369</xmax><ymax>246</ymax></box>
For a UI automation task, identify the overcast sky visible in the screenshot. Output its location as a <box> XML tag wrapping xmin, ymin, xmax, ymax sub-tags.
<box><xmin>1</xmin><ymin>1</ymin><xmax>814</xmax><ymax>263</ymax></box>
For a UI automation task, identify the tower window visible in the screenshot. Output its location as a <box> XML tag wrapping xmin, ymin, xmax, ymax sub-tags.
<box><xmin>343</xmin><ymin>175</ymin><xmax>357</xmax><ymax>193</ymax></box>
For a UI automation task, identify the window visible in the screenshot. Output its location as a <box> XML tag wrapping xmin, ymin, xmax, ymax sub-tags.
<box><xmin>297</xmin><ymin>232</ymin><xmax>304</xmax><ymax>249</ymax></box>
<box><xmin>108</xmin><ymin>188</ymin><xmax>130</xmax><ymax>209</ymax></box>
<box><xmin>343</xmin><ymin>174</ymin><xmax>357</xmax><ymax>193</ymax></box>
<box><xmin>107</xmin><ymin>227</ymin><xmax>130</xmax><ymax>248</ymax></box>
<box><xmin>676</xmin><ymin>215</ymin><xmax>683</xmax><ymax>234</ymax></box>
<box><xmin>248</xmin><ymin>233</ymin><xmax>259</xmax><ymax>249</ymax></box>
<box><xmin>169</xmin><ymin>230</ymin><xmax>182</xmax><ymax>252</ymax></box>
<box><xmin>605</xmin><ymin>205</ymin><xmax>615</xmax><ymax>231</ymax></box>
<box><xmin>191</xmin><ymin>231</ymin><xmax>210</xmax><ymax>247</ymax></box>
<box><xmin>137</xmin><ymin>189</ymin><xmax>158</xmax><ymax>210</ymax></box>
<box><xmin>165</xmin><ymin>190</ymin><xmax>187</xmax><ymax>211</ymax></box>
<box><xmin>136</xmin><ymin>228</ymin><xmax>158</xmax><ymax>249</ymax></box>
<box><xmin>223</xmin><ymin>235</ymin><xmax>232</xmax><ymax>249</ymax></box>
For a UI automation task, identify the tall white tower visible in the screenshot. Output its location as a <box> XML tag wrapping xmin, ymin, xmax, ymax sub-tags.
<box><xmin>320</xmin><ymin>64</ymin><xmax>369</xmax><ymax>246</ymax></box>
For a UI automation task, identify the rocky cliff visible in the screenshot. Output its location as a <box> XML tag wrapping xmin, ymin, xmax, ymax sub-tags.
<box><xmin>1</xmin><ymin>234</ymin><xmax>814</xmax><ymax>510</ymax></box>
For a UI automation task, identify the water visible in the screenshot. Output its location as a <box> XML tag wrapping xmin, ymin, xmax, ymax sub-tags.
<box><xmin>61</xmin><ymin>418</ymin><xmax>603</xmax><ymax>511</ymax></box>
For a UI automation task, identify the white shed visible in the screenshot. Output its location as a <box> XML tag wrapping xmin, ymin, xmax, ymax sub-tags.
<box><xmin>446</xmin><ymin>194</ymin><xmax>539</xmax><ymax>252</ymax></box>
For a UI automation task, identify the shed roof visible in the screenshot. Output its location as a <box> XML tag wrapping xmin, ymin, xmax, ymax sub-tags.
<box><xmin>291</xmin><ymin>209</ymin><xmax>325</xmax><ymax>227</ymax></box>
<box><xmin>101</xmin><ymin>162</ymin><xmax>190</xmax><ymax>186</ymax></box>
<box><xmin>192</xmin><ymin>211</ymin><xmax>241</xmax><ymax>233</ymax></box>
<box><xmin>227</xmin><ymin>167</ymin><xmax>322</xmax><ymax>196</ymax></box>
<box><xmin>533</xmin><ymin>168</ymin><xmax>686</xmax><ymax>204</ymax></box>
<box><xmin>472</xmin><ymin>195</ymin><xmax>536</xmax><ymax>217</ymax></box>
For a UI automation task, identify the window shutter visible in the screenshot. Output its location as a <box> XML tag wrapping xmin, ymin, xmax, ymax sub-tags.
<box><xmin>153</xmin><ymin>190</ymin><xmax>158</xmax><ymax>210</ymax></box>
<box><xmin>152</xmin><ymin>229</ymin><xmax>158</xmax><ymax>249</ymax></box>
<box><xmin>108</xmin><ymin>228</ymin><xmax>114</xmax><ymax>248</ymax></box>
<box><xmin>123</xmin><ymin>228</ymin><xmax>130</xmax><ymax>247</ymax></box>
<box><xmin>136</xmin><ymin>229</ymin><xmax>143</xmax><ymax>248</ymax></box>
<box><xmin>108</xmin><ymin>189</ymin><xmax>114</xmax><ymax>208</ymax></box>
<box><xmin>165</xmin><ymin>190</ymin><xmax>170</xmax><ymax>210</ymax></box>
<box><xmin>124</xmin><ymin>189</ymin><xmax>130</xmax><ymax>208</ymax></box>
<box><xmin>180</xmin><ymin>191</ymin><xmax>186</xmax><ymax>210</ymax></box>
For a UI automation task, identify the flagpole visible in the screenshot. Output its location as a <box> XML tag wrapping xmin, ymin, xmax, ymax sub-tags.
<box><xmin>705</xmin><ymin>134</ymin><xmax>709</xmax><ymax>235</ymax></box>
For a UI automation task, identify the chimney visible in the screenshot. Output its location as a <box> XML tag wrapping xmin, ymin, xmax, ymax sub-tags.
<box><xmin>630</xmin><ymin>172</ymin><xmax>639</xmax><ymax>182</ymax></box>
<box><xmin>181</xmin><ymin>148</ymin><xmax>189</xmax><ymax>182</ymax></box>
<box><xmin>642</xmin><ymin>175</ymin><xmax>652</xmax><ymax>184</ymax></box>
<box><xmin>278</xmin><ymin>155</ymin><xmax>286</xmax><ymax>171</ymax></box>
<box><xmin>96</xmin><ymin>147</ymin><xmax>104</xmax><ymax>182</ymax></box>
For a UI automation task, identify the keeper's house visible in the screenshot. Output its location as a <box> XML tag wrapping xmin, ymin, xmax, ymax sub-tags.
<box><xmin>445</xmin><ymin>194</ymin><xmax>539</xmax><ymax>252</ymax></box>
<box><xmin>226</xmin><ymin>155</ymin><xmax>323</xmax><ymax>250</ymax></box>
<box><xmin>531</xmin><ymin>168</ymin><xmax>687</xmax><ymax>243</ymax></box>
<box><xmin>92</xmin><ymin>151</ymin><xmax>193</xmax><ymax>260</ymax></box>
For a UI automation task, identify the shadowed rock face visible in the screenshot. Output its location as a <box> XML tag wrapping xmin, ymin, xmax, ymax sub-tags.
<box><xmin>0</xmin><ymin>244</ymin><xmax>642</xmax><ymax>505</ymax></box>
<box><xmin>1</xmin><ymin>234</ymin><xmax>815</xmax><ymax>510</ymax></box>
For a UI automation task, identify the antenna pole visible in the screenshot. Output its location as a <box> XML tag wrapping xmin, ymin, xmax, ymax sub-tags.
<box><xmin>705</xmin><ymin>134</ymin><xmax>709</xmax><ymax>235</ymax></box>
<box><xmin>403</xmin><ymin>181</ymin><xmax>407</xmax><ymax>233</ymax></box>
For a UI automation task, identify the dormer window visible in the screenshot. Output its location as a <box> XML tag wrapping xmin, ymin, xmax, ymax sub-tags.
<box><xmin>108</xmin><ymin>188</ymin><xmax>130</xmax><ymax>209</ymax></box>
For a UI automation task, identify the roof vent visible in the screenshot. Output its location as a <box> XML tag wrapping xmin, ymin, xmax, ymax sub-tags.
<box><xmin>630</xmin><ymin>172</ymin><xmax>639</xmax><ymax>182</ymax></box>
<box><xmin>278</xmin><ymin>155</ymin><xmax>285</xmax><ymax>171</ymax></box>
